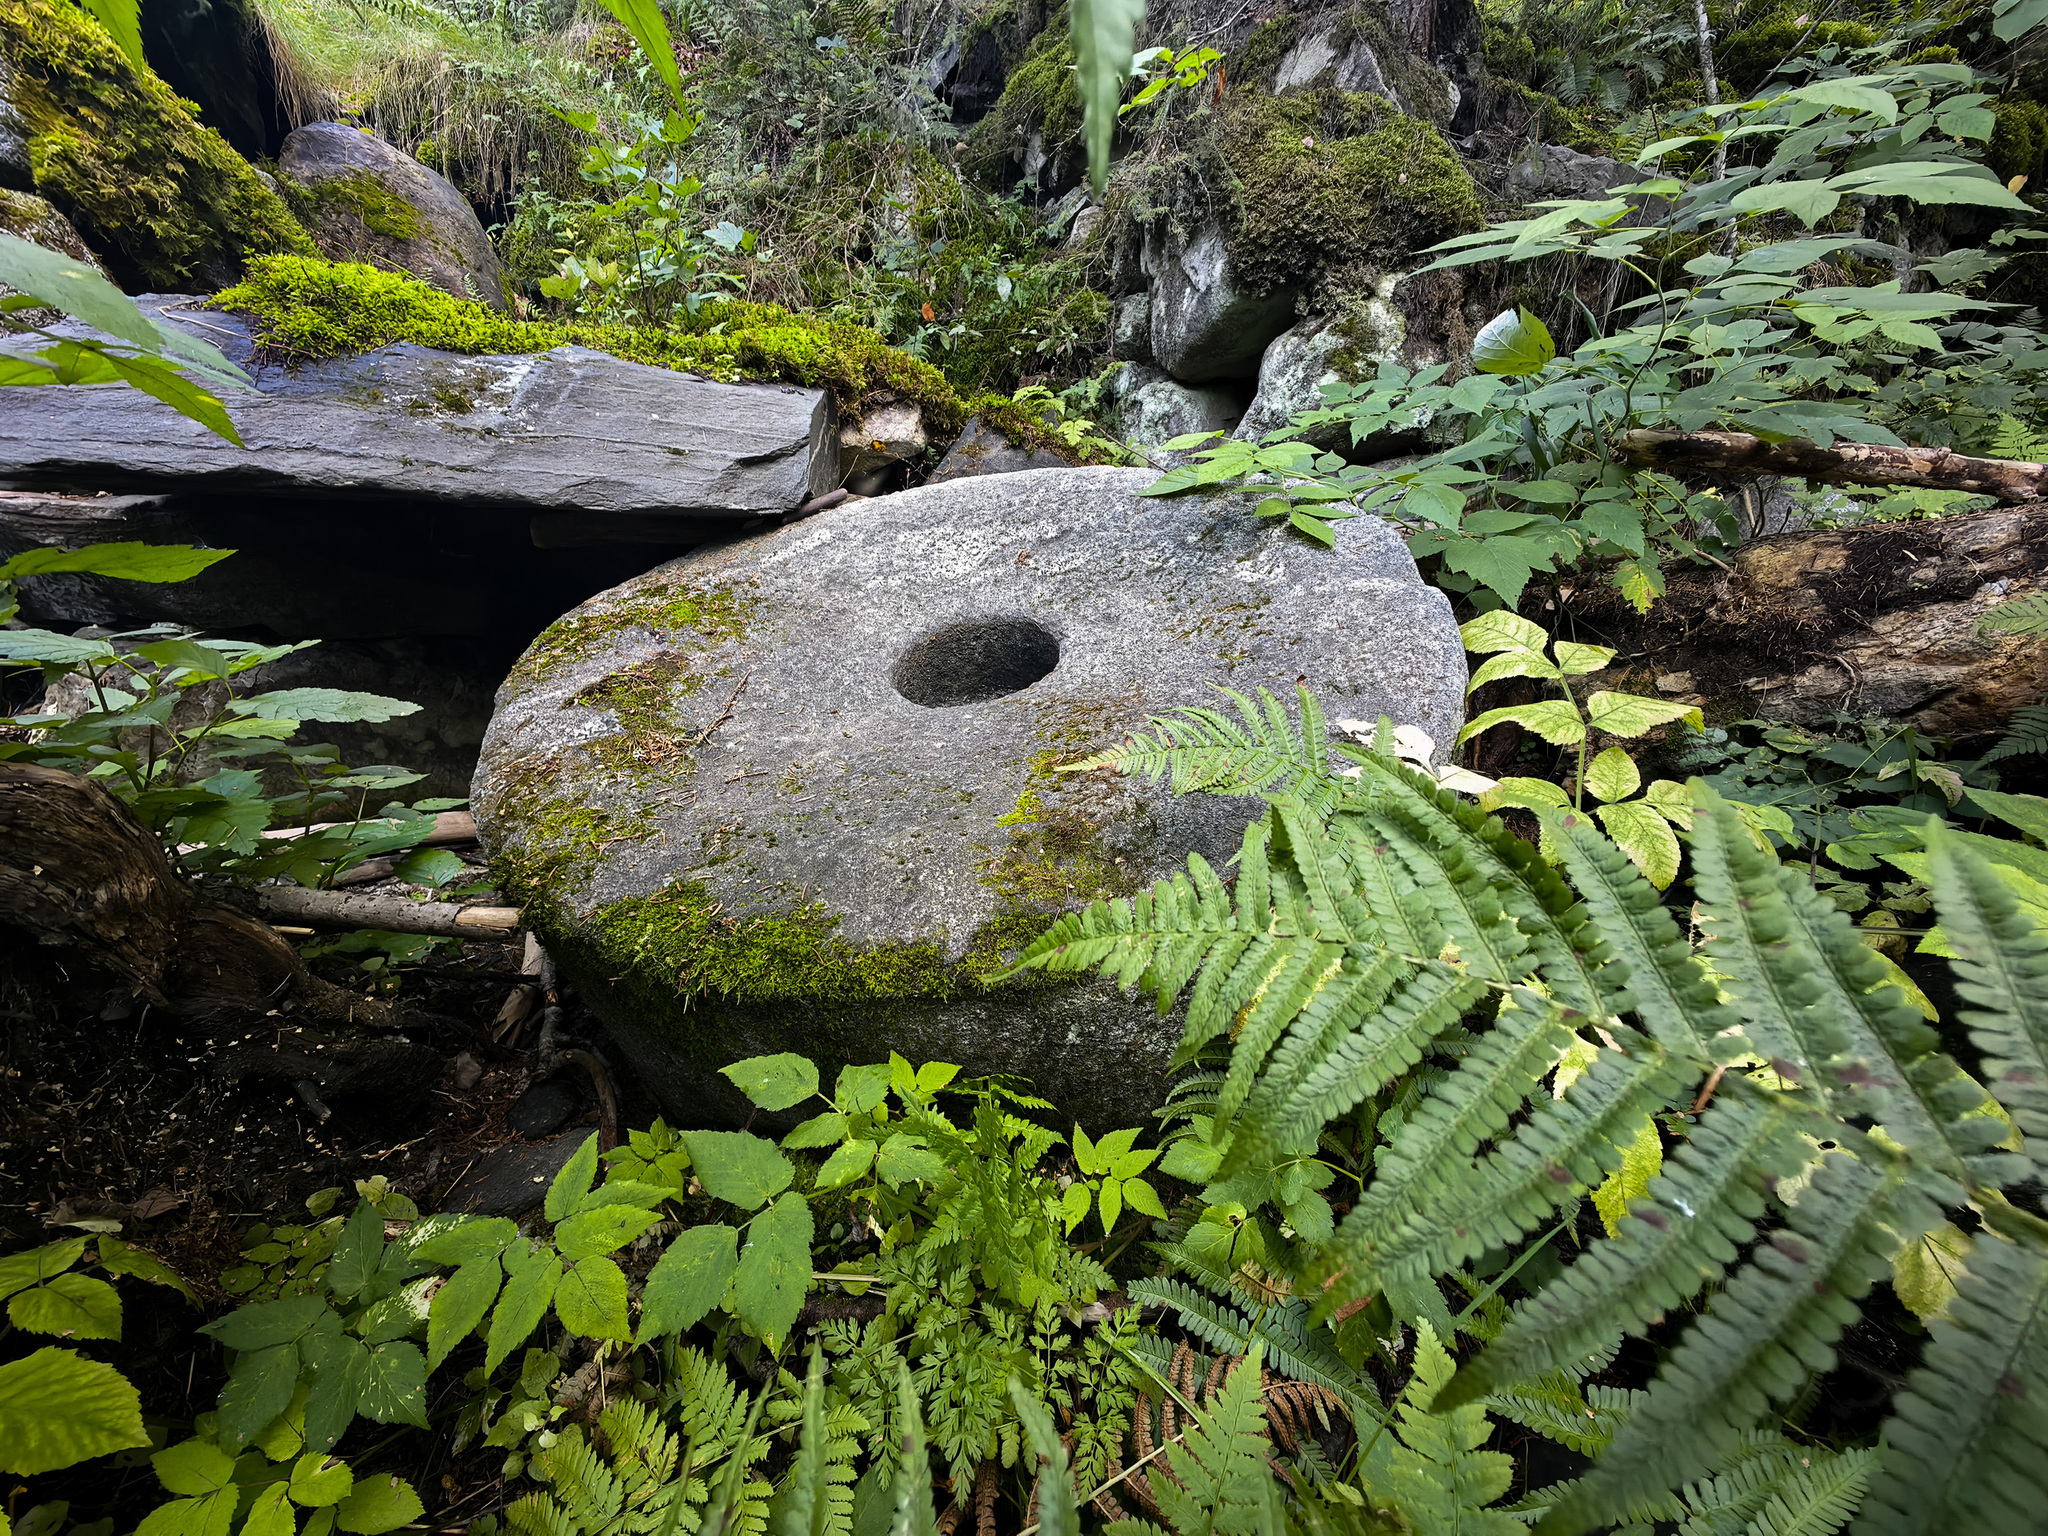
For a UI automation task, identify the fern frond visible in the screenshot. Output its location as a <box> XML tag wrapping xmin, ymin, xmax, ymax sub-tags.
<box><xmin>1441</xmin><ymin>1084</ymin><xmax>1815</xmax><ymax>1408</ymax></box>
<box><xmin>1976</xmin><ymin>592</ymin><xmax>2048</xmax><ymax>637</ymax></box>
<box><xmin>1486</xmin><ymin>1373</ymin><xmax>1638</xmax><ymax>1456</ymax></box>
<box><xmin>1550</xmin><ymin>812</ymin><xmax>1733</xmax><ymax>1064</ymax></box>
<box><xmin>1219</xmin><ymin>960</ymin><xmax>1485</xmax><ymax>1181</ymax></box>
<box><xmin>1384</xmin><ymin>1324</ymin><xmax>1521</xmax><ymax>1536</ymax></box>
<box><xmin>1067</xmin><ymin>686</ymin><xmax>1339</xmax><ymax>802</ymax></box>
<box><xmin>1337</xmin><ymin>1034</ymin><xmax>1683</xmax><ymax>1297</ymax></box>
<box><xmin>1854</xmin><ymin>1211</ymin><xmax>2048</xmax><ymax>1536</ymax></box>
<box><xmin>1928</xmin><ymin>828</ymin><xmax>2048</xmax><ymax>1175</ymax></box>
<box><xmin>1125</xmin><ymin>1278</ymin><xmax>1379</xmax><ymax>1424</ymax></box>
<box><xmin>1744</xmin><ymin>1445</ymin><xmax>1873</xmax><ymax>1536</ymax></box>
<box><xmin>1146</xmin><ymin>1346</ymin><xmax>1274</xmax><ymax>1535</ymax></box>
<box><xmin>1544</xmin><ymin>1153</ymin><xmax>1940</xmax><ymax>1534</ymax></box>
<box><xmin>1981</xmin><ymin>704</ymin><xmax>2048</xmax><ymax>764</ymax></box>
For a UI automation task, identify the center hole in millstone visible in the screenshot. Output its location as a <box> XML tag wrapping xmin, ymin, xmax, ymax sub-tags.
<box><xmin>891</xmin><ymin>616</ymin><xmax>1060</xmax><ymax>707</ymax></box>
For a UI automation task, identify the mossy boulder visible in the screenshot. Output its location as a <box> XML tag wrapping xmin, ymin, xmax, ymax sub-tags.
<box><xmin>278</xmin><ymin>122</ymin><xmax>509</xmax><ymax>311</ymax></box>
<box><xmin>0</xmin><ymin>0</ymin><xmax>311</xmax><ymax>289</ymax></box>
<box><xmin>0</xmin><ymin>187</ymin><xmax>99</xmax><ymax>326</ymax></box>
<box><xmin>473</xmin><ymin>467</ymin><xmax>1467</xmax><ymax>1130</ymax></box>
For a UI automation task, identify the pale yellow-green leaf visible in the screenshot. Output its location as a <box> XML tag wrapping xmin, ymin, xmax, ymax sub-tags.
<box><xmin>1553</xmin><ymin>640</ymin><xmax>1615</xmax><ymax>676</ymax></box>
<box><xmin>1864</xmin><ymin>944</ymin><xmax>1937</xmax><ymax>1021</ymax></box>
<box><xmin>1641</xmin><ymin>779</ymin><xmax>1695</xmax><ymax>827</ymax></box>
<box><xmin>1891</xmin><ymin>1222</ymin><xmax>1973</xmax><ymax>1322</ymax></box>
<box><xmin>1459</xmin><ymin>610</ymin><xmax>1548</xmax><ymax>654</ymax></box>
<box><xmin>1594</xmin><ymin>799</ymin><xmax>1683</xmax><ymax>889</ymax></box>
<box><xmin>1480</xmin><ymin>776</ymin><xmax>1571</xmax><ymax>814</ymax></box>
<box><xmin>1459</xmin><ymin>699</ymin><xmax>1585</xmax><ymax>747</ymax></box>
<box><xmin>1591</xmin><ymin>1115</ymin><xmax>1663</xmax><ymax>1238</ymax></box>
<box><xmin>1552</xmin><ymin>1036</ymin><xmax>1599</xmax><ymax>1098</ymax></box>
<box><xmin>1583</xmin><ymin>692</ymin><xmax>1702</xmax><ymax>738</ymax></box>
<box><xmin>1582</xmin><ymin>746</ymin><xmax>1640</xmax><ymax>803</ymax></box>
<box><xmin>1466</xmin><ymin>646</ymin><xmax>1561</xmax><ymax>693</ymax></box>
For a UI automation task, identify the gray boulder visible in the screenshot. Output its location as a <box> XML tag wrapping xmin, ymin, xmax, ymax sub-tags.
<box><xmin>1111</xmin><ymin>293</ymin><xmax>1153</xmax><ymax>364</ymax></box>
<box><xmin>278</xmin><ymin>121</ymin><xmax>508</xmax><ymax>310</ymax></box>
<box><xmin>0</xmin><ymin>56</ymin><xmax>31</xmax><ymax>193</ymax></box>
<box><xmin>1505</xmin><ymin>144</ymin><xmax>1632</xmax><ymax>201</ymax></box>
<box><xmin>1142</xmin><ymin>221</ymin><xmax>1297</xmax><ymax>383</ymax></box>
<box><xmin>0</xmin><ymin>299</ymin><xmax>838</xmax><ymax>532</ymax></box>
<box><xmin>1113</xmin><ymin>363</ymin><xmax>1243</xmax><ymax>455</ymax></box>
<box><xmin>1236</xmin><ymin>315</ymin><xmax>1351</xmax><ymax>445</ymax></box>
<box><xmin>472</xmin><ymin>467</ymin><xmax>1466</xmax><ymax>1130</ymax></box>
<box><xmin>928</xmin><ymin>417</ymin><xmax>1072</xmax><ymax>483</ymax></box>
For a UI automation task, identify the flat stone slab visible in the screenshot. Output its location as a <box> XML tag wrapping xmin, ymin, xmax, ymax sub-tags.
<box><xmin>0</xmin><ymin>301</ymin><xmax>836</xmax><ymax>526</ymax></box>
<box><xmin>473</xmin><ymin>467</ymin><xmax>1464</xmax><ymax>1128</ymax></box>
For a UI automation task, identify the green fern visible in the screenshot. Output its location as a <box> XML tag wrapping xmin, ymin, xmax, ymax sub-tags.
<box><xmin>1853</xmin><ymin>1205</ymin><xmax>2048</xmax><ymax>1535</ymax></box>
<box><xmin>1977</xmin><ymin>593</ymin><xmax>2048</xmax><ymax>637</ymax></box>
<box><xmin>1379</xmin><ymin>1324</ymin><xmax>1521</xmax><ymax>1536</ymax></box>
<box><xmin>1014</xmin><ymin>685</ymin><xmax>2048</xmax><ymax>1534</ymax></box>
<box><xmin>1981</xmin><ymin>703</ymin><xmax>2048</xmax><ymax>764</ymax></box>
<box><xmin>1124</xmin><ymin>1277</ymin><xmax>1380</xmax><ymax>1425</ymax></box>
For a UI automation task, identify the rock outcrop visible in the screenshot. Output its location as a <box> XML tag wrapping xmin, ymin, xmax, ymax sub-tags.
<box><xmin>1112</xmin><ymin>364</ymin><xmax>1245</xmax><ymax>454</ymax></box>
<box><xmin>927</xmin><ymin>417</ymin><xmax>1072</xmax><ymax>482</ymax></box>
<box><xmin>278</xmin><ymin>122</ymin><xmax>509</xmax><ymax>310</ymax></box>
<box><xmin>473</xmin><ymin>466</ymin><xmax>1466</xmax><ymax>1129</ymax></box>
<box><xmin>1142</xmin><ymin>221</ymin><xmax>1298</xmax><ymax>383</ymax></box>
<box><xmin>1</xmin><ymin>299</ymin><xmax>838</xmax><ymax>527</ymax></box>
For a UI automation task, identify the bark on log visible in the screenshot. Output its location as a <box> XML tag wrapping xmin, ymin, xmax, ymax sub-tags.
<box><xmin>1566</xmin><ymin>504</ymin><xmax>2048</xmax><ymax>735</ymax></box>
<box><xmin>0</xmin><ymin>763</ymin><xmax>425</xmax><ymax>1027</ymax></box>
<box><xmin>1618</xmin><ymin>430</ymin><xmax>2048</xmax><ymax>502</ymax></box>
<box><xmin>254</xmin><ymin>886</ymin><xmax>521</xmax><ymax>937</ymax></box>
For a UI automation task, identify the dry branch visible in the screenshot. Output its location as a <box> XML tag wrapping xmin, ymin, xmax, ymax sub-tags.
<box><xmin>253</xmin><ymin>886</ymin><xmax>521</xmax><ymax>937</ymax></box>
<box><xmin>1618</xmin><ymin>430</ymin><xmax>2048</xmax><ymax>501</ymax></box>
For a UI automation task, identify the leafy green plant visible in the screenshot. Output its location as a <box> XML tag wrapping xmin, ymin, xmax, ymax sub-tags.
<box><xmin>136</xmin><ymin>1427</ymin><xmax>423</xmax><ymax>1536</ymax></box>
<box><xmin>1454</xmin><ymin>611</ymin><xmax>1702</xmax><ymax>885</ymax></box>
<box><xmin>0</xmin><ymin>232</ymin><xmax>248</xmax><ymax>441</ymax></box>
<box><xmin>1147</xmin><ymin>66</ymin><xmax>2041</xmax><ymax>610</ymax></box>
<box><xmin>1013</xmin><ymin>684</ymin><xmax>2048</xmax><ymax>1534</ymax></box>
<box><xmin>1121</xmin><ymin>46</ymin><xmax>1221</xmax><ymax>116</ymax></box>
<box><xmin>0</xmin><ymin>1237</ymin><xmax>191</xmax><ymax>1476</ymax></box>
<box><xmin>0</xmin><ymin>553</ymin><xmax>454</xmax><ymax>885</ymax></box>
<box><xmin>1070</xmin><ymin>0</ymin><xmax>1145</xmax><ymax>194</ymax></box>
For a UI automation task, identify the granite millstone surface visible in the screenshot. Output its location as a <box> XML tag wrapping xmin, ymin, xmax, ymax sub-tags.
<box><xmin>0</xmin><ymin>301</ymin><xmax>836</xmax><ymax>525</ymax></box>
<box><xmin>473</xmin><ymin>467</ymin><xmax>1465</xmax><ymax>1128</ymax></box>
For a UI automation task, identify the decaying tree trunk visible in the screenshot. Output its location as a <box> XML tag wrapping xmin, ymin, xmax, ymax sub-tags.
<box><xmin>0</xmin><ymin>762</ymin><xmax>428</xmax><ymax>1028</ymax></box>
<box><xmin>1568</xmin><ymin>504</ymin><xmax>2048</xmax><ymax>736</ymax></box>
<box><xmin>1619</xmin><ymin>431</ymin><xmax>2048</xmax><ymax>502</ymax></box>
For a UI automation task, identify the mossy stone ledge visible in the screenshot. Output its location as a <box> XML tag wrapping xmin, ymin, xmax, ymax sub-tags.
<box><xmin>473</xmin><ymin>466</ymin><xmax>1469</xmax><ymax>1130</ymax></box>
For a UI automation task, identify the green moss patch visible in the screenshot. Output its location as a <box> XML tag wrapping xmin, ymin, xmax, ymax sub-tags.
<box><xmin>0</xmin><ymin>0</ymin><xmax>312</xmax><ymax>289</ymax></box>
<box><xmin>283</xmin><ymin>169</ymin><xmax>426</xmax><ymax>245</ymax></box>
<box><xmin>1991</xmin><ymin>98</ymin><xmax>2048</xmax><ymax>190</ymax></box>
<box><xmin>213</xmin><ymin>254</ymin><xmax>984</xmax><ymax>433</ymax></box>
<box><xmin>1223</xmin><ymin>90</ymin><xmax>1483</xmax><ymax>299</ymax></box>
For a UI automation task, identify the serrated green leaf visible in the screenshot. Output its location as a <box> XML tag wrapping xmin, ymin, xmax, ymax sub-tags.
<box><xmin>637</xmin><ymin>1225</ymin><xmax>738</xmax><ymax>1342</ymax></box>
<box><xmin>835</xmin><ymin>1063</ymin><xmax>893</xmax><ymax>1113</ymax></box>
<box><xmin>782</xmin><ymin>1111</ymin><xmax>848</xmax><ymax>1149</ymax></box>
<box><xmin>426</xmin><ymin>1259</ymin><xmax>499</xmax><ymax>1372</ymax></box>
<box><xmin>553</xmin><ymin>1256</ymin><xmax>631</xmax><ymax>1341</ymax></box>
<box><xmin>153</xmin><ymin>1438</ymin><xmax>237</xmax><ymax>1495</ymax></box>
<box><xmin>408</xmin><ymin>1216</ymin><xmax>517</xmax><ymax>1268</ymax></box>
<box><xmin>1459</xmin><ymin>699</ymin><xmax>1586</xmax><ymax>747</ymax></box>
<box><xmin>816</xmin><ymin>1139</ymin><xmax>877</xmax><ymax>1189</ymax></box>
<box><xmin>1472</xmin><ymin>306</ymin><xmax>1556</xmax><ymax>375</ymax></box>
<box><xmin>875</xmin><ymin>1135</ymin><xmax>946</xmax><ymax>1188</ymax></box>
<box><xmin>216</xmin><ymin>1343</ymin><xmax>300</xmax><ymax>1449</ymax></box>
<box><xmin>734</xmin><ymin>1194</ymin><xmax>813</xmax><ymax>1345</ymax></box>
<box><xmin>544</xmin><ymin>1134</ymin><xmax>600</xmax><ymax>1223</ymax></box>
<box><xmin>96</xmin><ymin>1239</ymin><xmax>197</xmax><ymax>1304</ymax></box>
<box><xmin>1583</xmin><ymin>692</ymin><xmax>1703</xmax><ymax>739</ymax></box>
<box><xmin>289</xmin><ymin>1453</ymin><xmax>355</xmax><ymax>1508</ymax></box>
<box><xmin>1593</xmin><ymin>800</ymin><xmax>1683</xmax><ymax>890</ymax></box>
<box><xmin>239</xmin><ymin>1484</ymin><xmax>295</xmax><ymax>1536</ymax></box>
<box><xmin>0</xmin><ymin>1240</ymin><xmax>87</xmax><ymax>1303</ymax></box>
<box><xmin>722</xmin><ymin>1053</ymin><xmax>820</xmax><ymax>1112</ymax></box>
<box><xmin>484</xmin><ymin>1244</ymin><xmax>561</xmax><ymax>1377</ymax></box>
<box><xmin>1553</xmin><ymin>640</ymin><xmax>1615</xmax><ymax>677</ymax></box>
<box><xmin>353</xmin><ymin>1342</ymin><xmax>426</xmax><ymax>1428</ymax></box>
<box><xmin>681</xmin><ymin>1131</ymin><xmax>793</xmax><ymax>1210</ymax></box>
<box><xmin>335</xmin><ymin>1474</ymin><xmax>423</xmax><ymax>1535</ymax></box>
<box><xmin>0</xmin><ymin>1348</ymin><xmax>148</xmax><ymax>1476</ymax></box>
<box><xmin>553</xmin><ymin>1204</ymin><xmax>660</xmax><ymax>1261</ymax></box>
<box><xmin>1459</xmin><ymin>611</ymin><xmax>1549</xmax><ymax>654</ymax></box>
<box><xmin>230</xmin><ymin>690</ymin><xmax>422</xmax><ymax>725</ymax></box>
<box><xmin>9</xmin><ymin>1275</ymin><xmax>121</xmax><ymax>1340</ymax></box>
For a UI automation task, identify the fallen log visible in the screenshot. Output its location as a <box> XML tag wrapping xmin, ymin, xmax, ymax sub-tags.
<box><xmin>1564</xmin><ymin>504</ymin><xmax>2048</xmax><ymax>736</ymax></box>
<box><xmin>0</xmin><ymin>763</ymin><xmax>426</xmax><ymax>1027</ymax></box>
<box><xmin>1618</xmin><ymin>430</ymin><xmax>2048</xmax><ymax>502</ymax></box>
<box><xmin>254</xmin><ymin>886</ymin><xmax>521</xmax><ymax>937</ymax></box>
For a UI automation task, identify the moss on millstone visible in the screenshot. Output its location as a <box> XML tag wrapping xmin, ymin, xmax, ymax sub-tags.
<box><xmin>508</xmin><ymin>574</ymin><xmax>759</xmax><ymax>693</ymax></box>
<box><xmin>0</xmin><ymin>0</ymin><xmax>312</xmax><ymax>289</ymax></box>
<box><xmin>1223</xmin><ymin>90</ymin><xmax>1483</xmax><ymax>299</ymax></box>
<box><xmin>211</xmin><ymin>255</ymin><xmax>972</xmax><ymax>434</ymax></box>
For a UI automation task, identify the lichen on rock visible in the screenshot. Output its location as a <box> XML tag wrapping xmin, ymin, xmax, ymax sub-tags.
<box><xmin>0</xmin><ymin>0</ymin><xmax>312</xmax><ymax>289</ymax></box>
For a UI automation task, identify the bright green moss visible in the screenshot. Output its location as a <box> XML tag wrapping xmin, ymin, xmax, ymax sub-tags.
<box><xmin>285</xmin><ymin>169</ymin><xmax>425</xmax><ymax>244</ymax></box>
<box><xmin>506</xmin><ymin>575</ymin><xmax>759</xmax><ymax>692</ymax></box>
<box><xmin>1224</xmin><ymin>91</ymin><xmax>1484</xmax><ymax>297</ymax></box>
<box><xmin>1719</xmin><ymin>17</ymin><xmax>1879</xmax><ymax>91</ymax></box>
<box><xmin>212</xmin><ymin>255</ymin><xmax>971</xmax><ymax>433</ymax></box>
<box><xmin>961</xmin><ymin>13</ymin><xmax>1081</xmax><ymax>179</ymax></box>
<box><xmin>1489</xmin><ymin>81</ymin><xmax>1616</xmax><ymax>157</ymax></box>
<box><xmin>0</xmin><ymin>0</ymin><xmax>312</xmax><ymax>288</ymax></box>
<box><xmin>1991</xmin><ymin>98</ymin><xmax>2048</xmax><ymax>190</ymax></box>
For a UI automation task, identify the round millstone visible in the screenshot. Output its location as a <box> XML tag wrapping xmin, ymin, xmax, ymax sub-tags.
<box><xmin>474</xmin><ymin>466</ymin><xmax>1465</xmax><ymax>1127</ymax></box>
